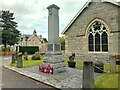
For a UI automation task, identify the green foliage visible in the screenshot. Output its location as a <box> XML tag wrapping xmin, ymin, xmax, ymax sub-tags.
<box><xmin>31</xmin><ymin>52</ymin><xmax>41</xmax><ymax>60</ymax></box>
<box><xmin>95</xmin><ymin>74</ymin><xmax>118</xmax><ymax>88</ymax></box>
<box><xmin>42</xmin><ymin>38</ymin><xmax>48</xmax><ymax>43</ymax></box>
<box><xmin>93</xmin><ymin>60</ymin><xmax>104</xmax><ymax>66</ymax></box>
<box><xmin>1</xmin><ymin>45</ymin><xmax>5</xmax><ymax>51</ymax></box>
<box><xmin>11</xmin><ymin>57</ymin><xmax>43</xmax><ymax>68</ymax></box>
<box><xmin>69</xmin><ymin>53</ymin><xmax>75</xmax><ymax>61</ymax></box>
<box><xmin>60</xmin><ymin>37</ymin><xmax>65</xmax><ymax>50</ymax></box>
<box><xmin>0</xmin><ymin>10</ymin><xmax>21</xmax><ymax>47</ymax></box>
<box><xmin>64</xmin><ymin>60</ymin><xmax>83</xmax><ymax>68</ymax></box>
<box><xmin>16</xmin><ymin>46</ymin><xmax>39</xmax><ymax>54</ymax></box>
<box><xmin>1</xmin><ymin>45</ymin><xmax>10</xmax><ymax>51</ymax></box>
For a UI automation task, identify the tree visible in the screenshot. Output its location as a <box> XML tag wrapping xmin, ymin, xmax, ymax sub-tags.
<box><xmin>60</xmin><ymin>36</ymin><xmax>65</xmax><ymax>50</ymax></box>
<box><xmin>42</xmin><ymin>38</ymin><xmax>48</xmax><ymax>43</ymax></box>
<box><xmin>0</xmin><ymin>10</ymin><xmax>21</xmax><ymax>47</ymax></box>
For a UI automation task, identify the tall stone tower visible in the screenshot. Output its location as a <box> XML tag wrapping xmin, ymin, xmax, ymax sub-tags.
<box><xmin>47</xmin><ymin>4</ymin><xmax>61</xmax><ymax>55</ymax></box>
<box><xmin>43</xmin><ymin>4</ymin><xmax>65</xmax><ymax>74</ymax></box>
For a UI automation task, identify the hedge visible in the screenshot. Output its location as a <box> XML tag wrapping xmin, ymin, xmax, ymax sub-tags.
<box><xmin>16</xmin><ymin>46</ymin><xmax>39</xmax><ymax>54</ymax></box>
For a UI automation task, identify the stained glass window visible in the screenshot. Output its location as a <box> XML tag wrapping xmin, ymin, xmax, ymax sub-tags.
<box><xmin>88</xmin><ymin>21</ymin><xmax>108</xmax><ymax>52</ymax></box>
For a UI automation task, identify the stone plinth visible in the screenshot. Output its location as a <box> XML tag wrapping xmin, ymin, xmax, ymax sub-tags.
<box><xmin>43</xmin><ymin>54</ymin><xmax>66</xmax><ymax>74</ymax></box>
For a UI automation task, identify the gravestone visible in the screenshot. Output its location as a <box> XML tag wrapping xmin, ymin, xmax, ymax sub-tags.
<box><xmin>109</xmin><ymin>55</ymin><xmax>116</xmax><ymax>73</ymax></box>
<box><xmin>17</xmin><ymin>54</ymin><xmax>23</xmax><ymax>68</ymax></box>
<box><xmin>43</xmin><ymin>4</ymin><xmax>65</xmax><ymax>74</ymax></box>
<box><xmin>23</xmin><ymin>52</ymin><xmax>28</xmax><ymax>60</ymax></box>
<box><xmin>83</xmin><ymin>60</ymin><xmax>94</xmax><ymax>89</ymax></box>
<box><xmin>11</xmin><ymin>54</ymin><xmax>16</xmax><ymax>63</ymax></box>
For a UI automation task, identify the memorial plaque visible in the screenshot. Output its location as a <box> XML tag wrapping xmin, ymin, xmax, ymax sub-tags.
<box><xmin>48</xmin><ymin>44</ymin><xmax>53</xmax><ymax>51</ymax></box>
<box><xmin>55</xmin><ymin>44</ymin><xmax>60</xmax><ymax>51</ymax></box>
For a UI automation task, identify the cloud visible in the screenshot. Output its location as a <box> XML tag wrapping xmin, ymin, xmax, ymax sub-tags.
<box><xmin>0</xmin><ymin>0</ymin><xmax>119</xmax><ymax>39</ymax></box>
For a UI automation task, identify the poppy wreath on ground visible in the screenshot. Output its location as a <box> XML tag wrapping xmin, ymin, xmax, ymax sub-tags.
<box><xmin>39</xmin><ymin>65</ymin><xmax>53</xmax><ymax>74</ymax></box>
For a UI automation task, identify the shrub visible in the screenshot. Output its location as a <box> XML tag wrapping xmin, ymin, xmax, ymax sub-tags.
<box><xmin>1</xmin><ymin>46</ymin><xmax>10</xmax><ymax>51</ymax></box>
<box><xmin>32</xmin><ymin>52</ymin><xmax>41</xmax><ymax>60</ymax></box>
<box><xmin>93</xmin><ymin>60</ymin><xmax>104</xmax><ymax>66</ymax></box>
<box><xmin>69</xmin><ymin>53</ymin><xmax>75</xmax><ymax>62</ymax></box>
<box><xmin>16</xmin><ymin>46</ymin><xmax>39</xmax><ymax>54</ymax></box>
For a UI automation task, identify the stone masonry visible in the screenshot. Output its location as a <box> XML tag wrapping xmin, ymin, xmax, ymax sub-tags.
<box><xmin>63</xmin><ymin>2</ymin><xmax>120</xmax><ymax>61</ymax></box>
<box><xmin>43</xmin><ymin>4</ymin><xmax>65</xmax><ymax>74</ymax></box>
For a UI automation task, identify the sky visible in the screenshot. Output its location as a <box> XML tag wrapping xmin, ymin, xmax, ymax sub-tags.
<box><xmin>0</xmin><ymin>0</ymin><xmax>120</xmax><ymax>39</ymax></box>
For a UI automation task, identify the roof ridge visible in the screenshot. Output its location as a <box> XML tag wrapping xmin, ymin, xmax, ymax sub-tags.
<box><xmin>61</xmin><ymin>0</ymin><xmax>119</xmax><ymax>34</ymax></box>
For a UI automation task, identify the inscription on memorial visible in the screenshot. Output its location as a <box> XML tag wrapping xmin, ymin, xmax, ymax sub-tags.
<box><xmin>55</xmin><ymin>44</ymin><xmax>60</xmax><ymax>51</ymax></box>
<box><xmin>48</xmin><ymin>44</ymin><xmax>53</xmax><ymax>51</ymax></box>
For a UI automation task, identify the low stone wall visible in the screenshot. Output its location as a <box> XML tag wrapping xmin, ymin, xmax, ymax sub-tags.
<box><xmin>0</xmin><ymin>51</ymin><xmax>15</xmax><ymax>56</ymax></box>
<box><xmin>74</xmin><ymin>54</ymin><xmax>110</xmax><ymax>63</ymax></box>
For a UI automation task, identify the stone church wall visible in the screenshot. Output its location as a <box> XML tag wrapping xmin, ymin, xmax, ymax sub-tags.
<box><xmin>65</xmin><ymin>2</ymin><xmax>119</xmax><ymax>61</ymax></box>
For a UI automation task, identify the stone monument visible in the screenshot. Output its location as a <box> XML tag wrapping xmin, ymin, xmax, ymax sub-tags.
<box><xmin>43</xmin><ymin>4</ymin><xmax>65</xmax><ymax>74</ymax></box>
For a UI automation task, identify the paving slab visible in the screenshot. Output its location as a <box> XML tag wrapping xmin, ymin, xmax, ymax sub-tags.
<box><xmin>3</xmin><ymin>62</ymin><xmax>102</xmax><ymax>89</ymax></box>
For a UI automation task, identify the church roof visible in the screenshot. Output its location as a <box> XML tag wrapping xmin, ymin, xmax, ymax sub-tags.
<box><xmin>61</xmin><ymin>0</ymin><xmax>120</xmax><ymax>34</ymax></box>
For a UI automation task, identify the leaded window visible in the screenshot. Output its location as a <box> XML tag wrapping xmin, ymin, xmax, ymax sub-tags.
<box><xmin>88</xmin><ymin>21</ymin><xmax>108</xmax><ymax>52</ymax></box>
<box><xmin>88</xmin><ymin>33</ymin><xmax>94</xmax><ymax>51</ymax></box>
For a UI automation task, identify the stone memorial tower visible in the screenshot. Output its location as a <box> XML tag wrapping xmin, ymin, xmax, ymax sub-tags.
<box><xmin>47</xmin><ymin>4</ymin><xmax>61</xmax><ymax>54</ymax></box>
<box><xmin>43</xmin><ymin>4</ymin><xmax>65</xmax><ymax>74</ymax></box>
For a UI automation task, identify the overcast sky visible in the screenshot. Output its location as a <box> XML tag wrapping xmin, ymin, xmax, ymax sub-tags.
<box><xmin>0</xmin><ymin>0</ymin><xmax>119</xmax><ymax>39</ymax></box>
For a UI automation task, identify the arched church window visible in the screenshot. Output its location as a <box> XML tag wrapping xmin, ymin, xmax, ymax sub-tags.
<box><xmin>95</xmin><ymin>33</ymin><xmax>100</xmax><ymax>51</ymax></box>
<box><xmin>88</xmin><ymin>33</ymin><xmax>94</xmax><ymax>51</ymax></box>
<box><xmin>88</xmin><ymin>21</ymin><xmax>108</xmax><ymax>52</ymax></box>
<box><xmin>102</xmin><ymin>32</ymin><xmax>108</xmax><ymax>52</ymax></box>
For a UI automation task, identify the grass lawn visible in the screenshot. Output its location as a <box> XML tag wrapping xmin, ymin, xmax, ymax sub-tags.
<box><xmin>65</xmin><ymin>60</ymin><xmax>120</xmax><ymax>89</ymax></box>
<box><xmin>95</xmin><ymin>73</ymin><xmax>119</xmax><ymax>89</ymax></box>
<box><xmin>11</xmin><ymin>56</ymin><xmax>44</xmax><ymax>68</ymax></box>
<box><xmin>64</xmin><ymin>60</ymin><xmax>83</xmax><ymax>68</ymax></box>
<box><xmin>11</xmin><ymin>58</ymin><xmax>119</xmax><ymax>88</ymax></box>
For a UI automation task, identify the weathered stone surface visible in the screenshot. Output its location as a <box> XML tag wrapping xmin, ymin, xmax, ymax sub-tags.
<box><xmin>43</xmin><ymin>4</ymin><xmax>65</xmax><ymax>74</ymax></box>
<box><xmin>17</xmin><ymin>54</ymin><xmax>23</xmax><ymax>68</ymax></box>
<box><xmin>64</xmin><ymin>2</ymin><xmax>119</xmax><ymax>58</ymax></box>
<box><xmin>83</xmin><ymin>61</ymin><xmax>94</xmax><ymax>88</ymax></box>
<box><xmin>43</xmin><ymin>55</ymin><xmax>66</xmax><ymax>74</ymax></box>
<box><xmin>109</xmin><ymin>55</ymin><xmax>116</xmax><ymax>73</ymax></box>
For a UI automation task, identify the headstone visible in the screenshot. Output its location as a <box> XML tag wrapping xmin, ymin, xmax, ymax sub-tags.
<box><xmin>109</xmin><ymin>55</ymin><xmax>116</xmax><ymax>73</ymax></box>
<box><xmin>83</xmin><ymin>60</ymin><xmax>94</xmax><ymax>89</ymax></box>
<box><xmin>17</xmin><ymin>54</ymin><xmax>23</xmax><ymax>68</ymax></box>
<box><xmin>11</xmin><ymin>54</ymin><xmax>16</xmax><ymax>63</ymax></box>
<box><xmin>23</xmin><ymin>52</ymin><xmax>28</xmax><ymax>60</ymax></box>
<box><xmin>43</xmin><ymin>4</ymin><xmax>65</xmax><ymax>74</ymax></box>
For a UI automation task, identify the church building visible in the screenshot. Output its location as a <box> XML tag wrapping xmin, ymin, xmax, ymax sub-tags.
<box><xmin>62</xmin><ymin>0</ymin><xmax>120</xmax><ymax>61</ymax></box>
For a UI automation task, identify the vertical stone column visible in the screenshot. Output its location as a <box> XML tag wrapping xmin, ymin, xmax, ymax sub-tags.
<box><xmin>83</xmin><ymin>60</ymin><xmax>94</xmax><ymax>89</ymax></box>
<box><xmin>109</xmin><ymin>55</ymin><xmax>116</xmax><ymax>73</ymax></box>
<box><xmin>47</xmin><ymin>4</ymin><xmax>61</xmax><ymax>55</ymax></box>
<box><xmin>43</xmin><ymin>4</ymin><xmax>65</xmax><ymax>74</ymax></box>
<box><xmin>17</xmin><ymin>54</ymin><xmax>23</xmax><ymax>68</ymax></box>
